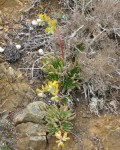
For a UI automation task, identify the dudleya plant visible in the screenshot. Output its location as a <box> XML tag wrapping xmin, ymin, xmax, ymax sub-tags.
<box><xmin>40</xmin><ymin>55</ymin><xmax>82</xmax><ymax>93</ymax></box>
<box><xmin>34</xmin><ymin>12</ymin><xmax>78</xmax><ymax>148</ymax></box>
<box><xmin>36</xmin><ymin>81</ymin><xmax>75</xmax><ymax>147</ymax></box>
<box><xmin>45</xmin><ymin>105</ymin><xmax>74</xmax><ymax>134</ymax></box>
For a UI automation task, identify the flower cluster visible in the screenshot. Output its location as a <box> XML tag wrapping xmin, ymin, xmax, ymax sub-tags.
<box><xmin>36</xmin><ymin>81</ymin><xmax>59</xmax><ymax>101</ymax></box>
<box><xmin>55</xmin><ymin>130</ymin><xmax>70</xmax><ymax>147</ymax></box>
<box><xmin>39</xmin><ymin>13</ymin><xmax>57</xmax><ymax>34</ymax></box>
<box><xmin>32</xmin><ymin>13</ymin><xmax>57</xmax><ymax>34</ymax></box>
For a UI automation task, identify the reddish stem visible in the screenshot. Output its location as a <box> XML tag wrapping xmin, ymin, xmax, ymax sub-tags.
<box><xmin>55</xmin><ymin>27</ymin><xmax>64</xmax><ymax>59</ymax></box>
<box><xmin>55</xmin><ymin>27</ymin><xmax>64</xmax><ymax>106</ymax></box>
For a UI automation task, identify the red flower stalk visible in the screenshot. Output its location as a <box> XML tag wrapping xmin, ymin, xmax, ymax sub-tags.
<box><xmin>55</xmin><ymin>27</ymin><xmax>64</xmax><ymax>59</ymax></box>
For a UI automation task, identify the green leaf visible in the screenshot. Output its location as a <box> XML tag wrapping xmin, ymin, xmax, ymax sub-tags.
<box><xmin>45</xmin><ymin>106</ymin><xmax>75</xmax><ymax>134</ymax></box>
<box><xmin>75</xmin><ymin>43</ymin><xmax>84</xmax><ymax>52</ymax></box>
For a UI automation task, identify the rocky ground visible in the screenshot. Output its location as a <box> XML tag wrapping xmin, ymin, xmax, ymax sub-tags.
<box><xmin>0</xmin><ymin>0</ymin><xmax>120</xmax><ymax>150</ymax></box>
<box><xmin>0</xmin><ymin>60</ymin><xmax>119</xmax><ymax>150</ymax></box>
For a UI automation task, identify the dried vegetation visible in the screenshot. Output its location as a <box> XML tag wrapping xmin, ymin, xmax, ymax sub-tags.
<box><xmin>58</xmin><ymin>0</ymin><xmax>120</xmax><ymax>115</ymax></box>
<box><xmin>1</xmin><ymin>0</ymin><xmax>120</xmax><ymax>114</ymax></box>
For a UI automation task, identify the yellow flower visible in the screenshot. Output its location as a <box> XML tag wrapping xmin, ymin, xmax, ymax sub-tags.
<box><xmin>45</xmin><ymin>27</ymin><xmax>51</xmax><ymax>33</ymax></box>
<box><xmin>38</xmin><ymin>92</ymin><xmax>46</xmax><ymax>98</ymax></box>
<box><xmin>48</xmin><ymin>81</ymin><xmax>59</xmax><ymax>95</ymax></box>
<box><xmin>55</xmin><ymin>130</ymin><xmax>62</xmax><ymax>139</ymax></box>
<box><xmin>52</xmin><ymin>19</ymin><xmax>57</xmax><ymax>25</ymax></box>
<box><xmin>36</xmin><ymin>88</ymin><xmax>46</xmax><ymax>97</ymax></box>
<box><xmin>38</xmin><ymin>13</ymin><xmax>57</xmax><ymax>34</ymax></box>
<box><xmin>51</xmin><ymin>25</ymin><xmax>56</xmax><ymax>30</ymax></box>
<box><xmin>36</xmin><ymin>81</ymin><xmax>59</xmax><ymax>100</ymax></box>
<box><xmin>39</xmin><ymin>14</ymin><xmax>44</xmax><ymax>20</ymax></box>
<box><xmin>56</xmin><ymin>140</ymin><xmax>64</xmax><ymax>147</ymax></box>
<box><xmin>36</xmin><ymin>88</ymin><xmax>41</xmax><ymax>92</ymax></box>
<box><xmin>62</xmin><ymin>132</ymin><xmax>70</xmax><ymax>141</ymax></box>
<box><xmin>48</xmin><ymin>19</ymin><xmax>57</xmax><ymax>26</ymax></box>
<box><xmin>51</xmin><ymin>95</ymin><xmax>59</xmax><ymax>101</ymax></box>
<box><xmin>55</xmin><ymin>130</ymin><xmax>70</xmax><ymax>147</ymax></box>
<box><xmin>44</xmin><ymin>13</ymin><xmax>50</xmax><ymax>22</ymax></box>
<box><xmin>42</xmin><ymin>84</ymin><xmax>49</xmax><ymax>92</ymax></box>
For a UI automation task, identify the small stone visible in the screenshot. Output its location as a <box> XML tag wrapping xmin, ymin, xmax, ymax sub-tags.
<box><xmin>37</xmin><ymin>18</ymin><xmax>42</xmax><ymax>23</ymax></box>
<box><xmin>32</xmin><ymin>20</ymin><xmax>38</xmax><ymax>26</ymax></box>
<box><xmin>38</xmin><ymin>49</ymin><xmax>44</xmax><ymax>55</ymax></box>
<box><xmin>16</xmin><ymin>44</ymin><xmax>21</xmax><ymax>49</ymax></box>
<box><xmin>0</xmin><ymin>46</ymin><xmax>4</xmax><ymax>52</ymax></box>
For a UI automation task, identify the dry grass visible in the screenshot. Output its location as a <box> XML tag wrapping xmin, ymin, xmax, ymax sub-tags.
<box><xmin>54</xmin><ymin>0</ymin><xmax>120</xmax><ymax>114</ymax></box>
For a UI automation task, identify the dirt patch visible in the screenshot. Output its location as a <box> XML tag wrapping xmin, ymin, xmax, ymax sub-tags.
<box><xmin>74</xmin><ymin>104</ymin><xmax>120</xmax><ymax>150</ymax></box>
<box><xmin>0</xmin><ymin>0</ymin><xmax>32</xmax><ymax>36</ymax></box>
<box><xmin>0</xmin><ymin>0</ymin><xmax>31</xmax><ymax>18</ymax></box>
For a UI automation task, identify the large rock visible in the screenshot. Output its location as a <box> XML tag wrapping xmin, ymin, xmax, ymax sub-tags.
<box><xmin>0</xmin><ymin>62</ymin><xmax>35</xmax><ymax>111</ymax></box>
<box><xmin>16</xmin><ymin>122</ymin><xmax>46</xmax><ymax>150</ymax></box>
<box><xmin>14</xmin><ymin>101</ymin><xmax>47</xmax><ymax>125</ymax></box>
<box><xmin>14</xmin><ymin>101</ymin><xmax>48</xmax><ymax>150</ymax></box>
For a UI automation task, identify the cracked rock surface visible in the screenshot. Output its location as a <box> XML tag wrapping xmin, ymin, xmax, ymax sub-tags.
<box><xmin>15</xmin><ymin>122</ymin><xmax>46</xmax><ymax>150</ymax></box>
<box><xmin>13</xmin><ymin>101</ymin><xmax>47</xmax><ymax>150</ymax></box>
<box><xmin>0</xmin><ymin>62</ymin><xmax>35</xmax><ymax>112</ymax></box>
<box><xmin>14</xmin><ymin>101</ymin><xmax>47</xmax><ymax>125</ymax></box>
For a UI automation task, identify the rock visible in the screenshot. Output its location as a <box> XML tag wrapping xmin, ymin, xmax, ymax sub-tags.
<box><xmin>38</xmin><ymin>49</ymin><xmax>44</xmax><ymax>55</ymax></box>
<box><xmin>15</xmin><ymin>44</ymin><xmax>21</xmax><ymax>49</ymax></box>
<box><xmin>13</xmin><ymin>101</ymin><xmax>48</xmax><ymax>150</ymax></box>
<box><xmin>0</xmin><ymin>46</ymin><xmax>4</xmax><ymax>52</ymax></box>
<box><xmin>0</xmin><ymin>62</ymin><xmax>35</xmax><ymax>111</ymax></box>
<box><xmin>15</xmin><ymin>122</ymin><xmax>46</xmax><ymax>150</ymax></box>
<box><xmin>14</xmin><ymin>101</ymin><xmax>47</xmax><ymax>125</ymax></box>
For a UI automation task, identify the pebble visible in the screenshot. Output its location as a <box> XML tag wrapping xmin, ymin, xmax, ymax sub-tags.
<box><xmin>32</xmin><ymin>20</ymin><xmax>38</xmax><ymax>26</ymax></box>
<box><xmin>16</xmin><ymin>44</ymin><xmax>21</xmax><ymax>49</ymax></box>
<box><xmin>38</xmin><ymin>49</ymin><xmax>44</xmax><ymax>55</ymax></box>
<box><xmin>0</xmin><ymin>46</ymin><xmax>4</xmax><ymax>52</ymax></box>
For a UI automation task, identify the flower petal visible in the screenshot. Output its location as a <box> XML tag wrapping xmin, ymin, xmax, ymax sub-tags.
<box><xmin>39</xmin><ymin>14</ymin><xmax>44</xmax><ymax>20</ymax></box>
